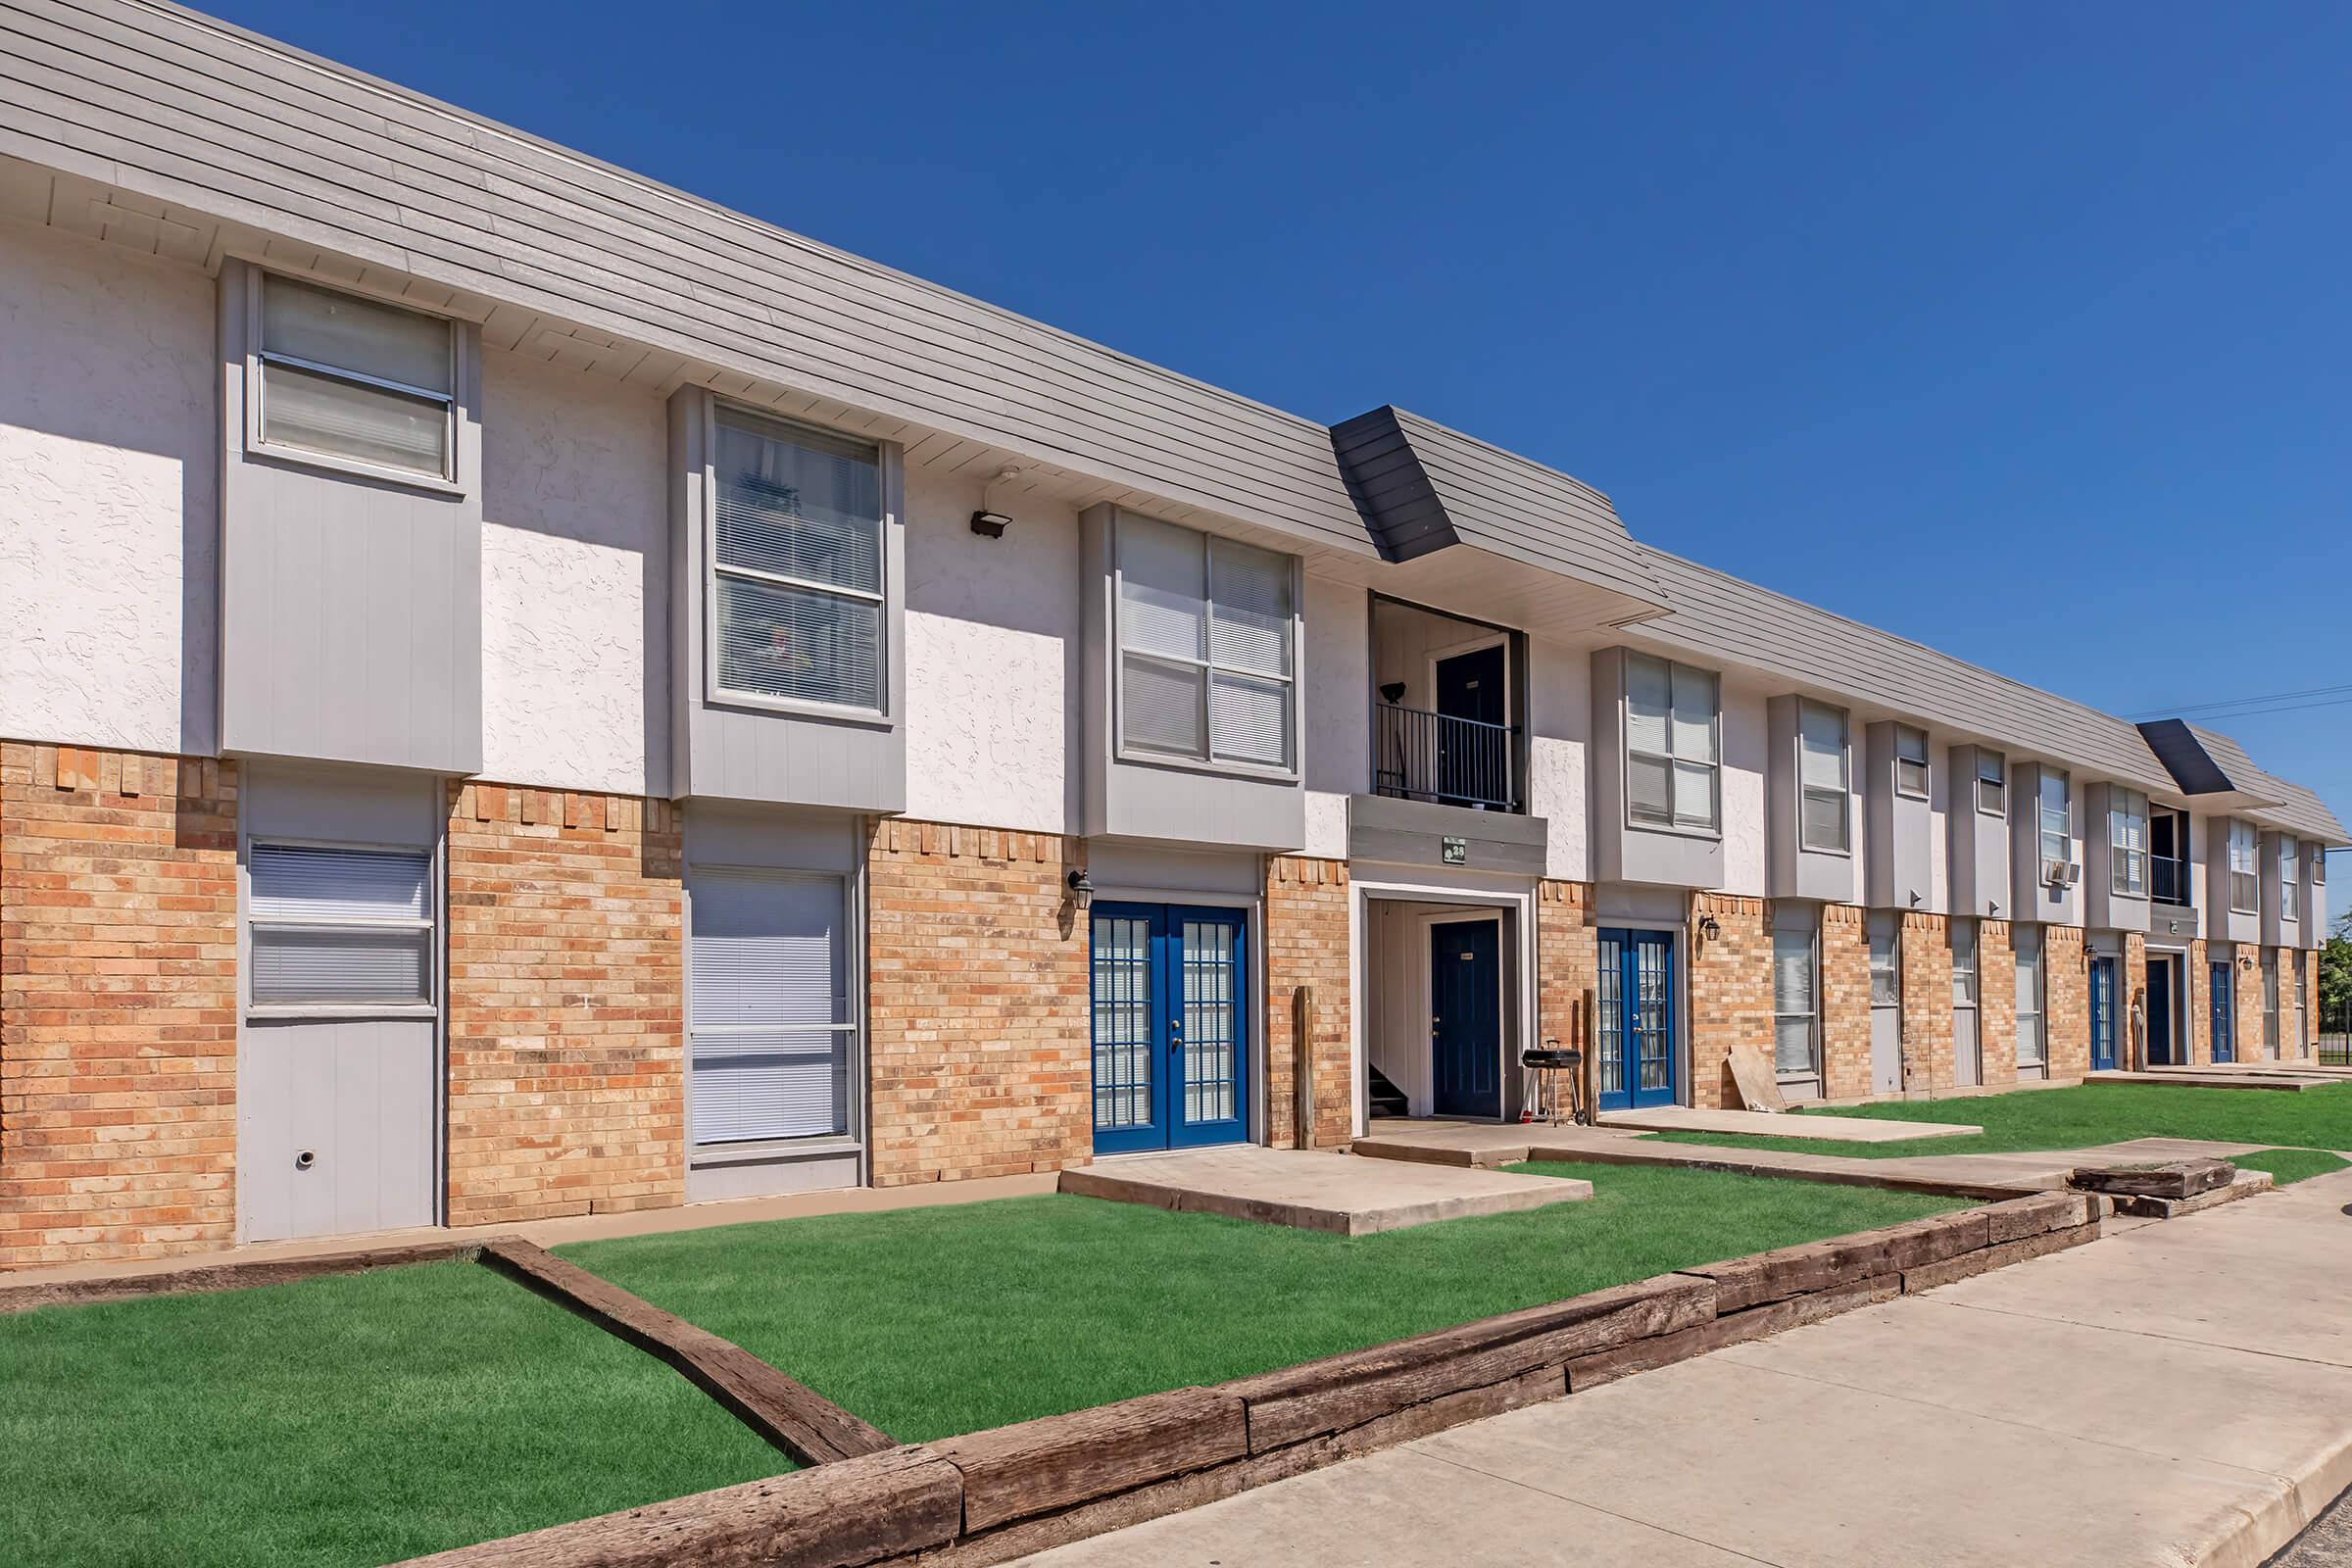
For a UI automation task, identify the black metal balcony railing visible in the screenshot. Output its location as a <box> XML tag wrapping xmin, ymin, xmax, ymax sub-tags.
<box><xmin>2151</xmin><ymin>856</ymin><xmax>2192</xmax><ymax>906</ymax></box>
<box><xmin>1373</xmin><ymin>703</ymin><xmax>1519</xmax><ymax>811</ymax></box>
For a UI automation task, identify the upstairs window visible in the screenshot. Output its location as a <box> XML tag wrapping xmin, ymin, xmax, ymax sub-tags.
<box><xmin>1893</xmin><ymin>725</ymin><xmax>1930</xmax><ymax>800</ymax></box>
<box><xmin>1798</xmin><ymin>700</ymin><xmax>1849</xmax><ymax>853</ymax></box>
<box><xmin>711</xmin><ymin>408</ymin><xmax>886</xmax><ymax>712</ymax></box>
<box><xmin>2109</xmin><ymin>787</ymin><xmax>2149</xmax><ymax>898</ymax></box>
<box><xmin>1625</xmin><ymin>654</ymin><xmax>1720</xmax><ymax>833</ymax></box>
<box><xmin>1116</xmin><ymin>514</ymin><xmax>1296</xmax><ymax>771</ymax></box>
<box><xmin>256</xmin><ymin>274</ymin><xmax>456</xmax><ymax>481</ymax></box>
<box><xmin>2037</xmin><ymin>769</ymin><xmax>2071</xmax><ymax>877</ymax></box>
<box><xmin>2229</xmin><ymin>820</ymin><xmax>2260</xmax><ymax>913</ymax></box>
<box><xmin>2281</xmin><ymin>833</ymin><xmax>2301</xmax><ymax>909</ymax></box>
<box><xmin>1975</xmin><ymin>750</ymin><xmax>2006</xmax><ymax>816</ymax></box>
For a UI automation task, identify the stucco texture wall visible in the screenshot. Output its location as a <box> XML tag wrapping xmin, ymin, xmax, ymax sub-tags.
<box><xmin>1528</xmin><ymin>635</ymin><xmax>1591</xmax><ymax>884</ymax></box>
<box><xmin>1301</xmin><ymin>575</ymin><xmax>1368</xmax><ymax>861</ymax></box>
<box><xmin>478</xmin><ymin>349</ymin><xmax>669</xmax><ymax>796</ymax></box>
<box><xmin>1717</xmin><ymin>680</ymin><xmax>1770</xmax><ymax>897</ymax></box>
<box><xmin>0</xmin><ymin>225</ymin><xmax>216</xmax><ymax>756</ymax></box>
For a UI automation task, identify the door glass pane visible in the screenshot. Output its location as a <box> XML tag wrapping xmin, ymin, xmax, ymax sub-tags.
<box><xmin>1635</xmin><ymin>938</ymin><xmax>1671</xmax><ymax>1091</ymax></box>
<box><xmin>1179</xmin><ymin>921</ymin><xmax>1238</xmax><ymax>1125</ymax></box>
<box><xmin>1596</xmin><ymin>934</ymin><xmax>1625</xmax><ymax>1096</ymax></box>
<box><xmin>1091</xmin><ymin>915</ymin><xmax>1153</xmax><ymax>1130</ymax></box>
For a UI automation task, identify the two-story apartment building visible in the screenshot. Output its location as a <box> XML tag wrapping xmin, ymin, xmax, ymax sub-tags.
<box><xmin>0</xmin><ymin>0</ymin><xmax>2340</xmax><ymax>1266</ymax></box>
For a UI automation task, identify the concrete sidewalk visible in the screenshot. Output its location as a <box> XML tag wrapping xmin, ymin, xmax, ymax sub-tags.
<box><xmin>1014</xmin><ymin>1167</ymin><xmax>2352</xmax><ymax>1568</ymax></box>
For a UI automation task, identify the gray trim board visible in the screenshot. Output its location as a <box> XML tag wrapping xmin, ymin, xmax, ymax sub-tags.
<box><xmin>1347</xmin><ymin>792</ymin><xmax>1547</xmax><ymax>877</ymax></box>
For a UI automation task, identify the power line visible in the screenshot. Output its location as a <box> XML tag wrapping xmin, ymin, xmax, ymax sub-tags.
<box><xmin>2126</xmin><ymin>682</ymin><xmax>2352</xmax><ymax>721</ymax></box>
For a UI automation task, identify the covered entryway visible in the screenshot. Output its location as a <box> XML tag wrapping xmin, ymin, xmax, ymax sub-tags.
<box><xmin>2145</xmin><ymin>950</ymin><xmax>2184</xmax><ymax>1066</ymax></box>
<box><xmin>1089</xmin><ymin>903</ymin><xmax>1250</xmax><ymax>1153</ymax></box>
<box><xmin>1360</xmin><ymin>890</ymin><xmax>1527</xmax><ymax>1125</ymax></box>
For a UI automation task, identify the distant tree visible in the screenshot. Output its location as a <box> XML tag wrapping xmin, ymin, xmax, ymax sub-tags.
<box><xmin>2321</xmin><ymin>911</ymin><xmax>2352</xmax><ymax>1032</ymax></box>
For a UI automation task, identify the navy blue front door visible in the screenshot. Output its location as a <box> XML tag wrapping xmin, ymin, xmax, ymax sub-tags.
<box><xmin>2210</xmin><ymin>961</ymin><xmax>2234</xmax><ymax>1062</ymax></box>
<box><xmin>2146</xmin><ymin>959</ymin><xmax>2177</xmax><ymax>1066</ymax></box>
<box><xmin>1089</xmin><ymin>904</ymin><xmax>1249</xmax><ymax>1153</ymax></box>
<box><xmin>1596</xmin><ymin>928</ymin><xmax>1677</xmax><ymax>1111</ymax></box>
<box><xmin>1430</xmin><ymin>920</ymin><xmax>1501</xmax><ymax>1117</ymax></box>
<box><xmin>2090</xmin><ymin>956</ymin><xmax>2118</xmax><ymax>1072</ymax></box>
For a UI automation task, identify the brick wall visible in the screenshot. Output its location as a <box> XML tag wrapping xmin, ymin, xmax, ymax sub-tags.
<box><xmin>2123</xmin><ymin>935</ymin><xmax>2148</xmax><ymax>1071</ymax></box>
<box><xmin>1978</xmin><ymin>921</ymin><xmax>2017</xmax><ymax>1087</ymax></box>
<box><xmin>1898</xmin><ymin>912</ymin><xmax>1953</xmax><ymax>1094</ymax></box>
<box><xmin>1265</xmin><ymin>856</ymin><xmax>1351</xmax><ymax>1150</ymax></box>
<box><xmin>444</xmin><ymin>783</ymin><xmax>686</xmax><ymax>1226</ymax></box>
<box><xmin>2187</xmin><ymin>939</ymin><xmax>2211</xmax><ymax>1064</ymax></box>
<box><xmin>866</xmin><ymin>819</ymin><xmax>1088</xmax><ymax>1184</ymax></box>
<box><xmin>1689</xmin><ymin>893</ymin><xmax>1768</xmax><ymax>1110</ymax></box>
<box><xmin>1</xmin><ymin>744</ymin><xmax>238</xmax><ymax>1265</ymax></box>
<box><xmin>1820</xmin><ymin>903</ymin><xmax>1872</xmax><ymax>1100</ymax></box>
<box><xmin>1537</xmin><ymin>880</ymin><xmax>1597</xmax><ymax>1107</ymax></box>
<box><xmin>2279</xmin><ymin>946</ymin><xmax>2305</xmax><ymax>1058</ymax></box>
<box><xmin>2045</xmin><ymin>925</ymin><xmax>2088</xmax><ymax>1080</ymax></box>
<box><xmin>2304</xmin><ymin>948</ymin><xmax>2323</xmax><ymax>1058</ymax></box>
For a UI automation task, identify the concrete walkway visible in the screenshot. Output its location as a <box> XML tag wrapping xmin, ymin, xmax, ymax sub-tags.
<box><xmin>1598</xmin><ymin>1104</ymin><xmax>1983</xmax><ymax>1141</ymax></box>
<box><xmin>1059</xmin><ymin>1147</ymin><xmax>1591</xmax><ymax>1235</ymax></box>
<box><xmin>1015</xmin><ymin>1166</ymin><xmax>2352</xmax><ymax>1568</ymax></box>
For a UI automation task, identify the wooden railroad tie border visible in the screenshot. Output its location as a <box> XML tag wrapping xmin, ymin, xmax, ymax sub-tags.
<box><xmin>479</xmin><ymin>1239</ymin><xmax>896</xmax><ymax>1468</ymax></box>
<box><xmin>0</xmin><ymin>1239</ymin><xmax>488</xmax><ymax>1315</ymax></box>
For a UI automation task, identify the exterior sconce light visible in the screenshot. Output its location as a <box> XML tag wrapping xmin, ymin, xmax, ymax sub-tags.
<box><xmin>1065</xmin><ymin>867</ymin><xmax>1094</xmax><ymax>910</ymax></box>
<box><xmin>969</xmin><ymin>510</ymin><xmax>1012</xmax><ymax>539</ymax></box>
<box><xmin>2240</xmin><ymin>955</ymin><xmax>2255</xmax><ymax>971</ymax></box>
<box><xmin>1379</xmin><ymin>682</ymin><xmax>1407</xmax><ymax>705</ymax></box>
<box><xmin>1697</xmin><ymin>914</ymin><xmax>1722</xmax><ymax>945</ymax></box>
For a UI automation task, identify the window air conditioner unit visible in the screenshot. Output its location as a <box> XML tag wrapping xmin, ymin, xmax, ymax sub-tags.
<box><xmin>2043</xmin><ymin>860</ymin><xmax>2080</xmax><ymax>889</ymax></box>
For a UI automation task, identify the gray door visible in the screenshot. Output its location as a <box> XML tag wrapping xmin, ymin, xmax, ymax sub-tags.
<box><xmin>241</xmin><ymin>840</ymin><xmax>439</xmax><ymax>1242</ymax></box>
<box><xmin>1950</xmin><ymin>919</ymin><xmax>1982</xmax><ymax>1088</ymax></box>
<box><xmin>1867</xmin><ymin>913</ymin><xmax>1903</xmax><ymax>1095</ymax></box>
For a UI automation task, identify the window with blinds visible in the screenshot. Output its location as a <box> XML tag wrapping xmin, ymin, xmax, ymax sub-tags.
<box><xmin>711</xmin><ymin>409</ymin><xmax>886</xmax><ymax>711</ymax></box>
<box><xmin>1893</xmin><ymin>724</ymin><xmax>1930</xmax><ymax>800</ymax></box>
<box><xmin>2229</xmin><ymin>820</ymin><xmax>2260</xmax><ymax>913</ymax></box>
<box><xmin>2015</xmin><ymin>926</ymin><xmax>2046</xmax><ymax>1068</ymax></box>
<box><xmin>1625</xmin><ymin>654</ymin><xmax>1719</xmax><ymax>832</ymax></box>
<box><xmin>2109</xmin><ymin>788</ymin><xmax>2149</xmax><ymax>897</ymax></box>
<box><xmin>2281</xmin><ymin>833</ymin><xmax>2300</xmax><ymax>907</ymax></box>
<box><xmin>1798</xmin><ymin>700</ymin><xmax>1849</xmax><ymax>853</ymax></box>
<box><xmin>1975</xmin><ymin>750</ymin><xmax>2006</xmax><ymax>816</ymax></box>
<box><xmin>2037</xmin><ymin>769</ymin><xmax>2071</xmax><ymax>876</ymax></box>
<box><xmin>689</xmin><ymin>867</ymin><xmax>853</xmax><ymax>1146</ymax></box>
<box><xmin>1116</xmin><ymin>514</ymin><xmax>1296</xmax><ymax>770</ymax></box>
<box><xmin>1772</xmin><ymin>921</ymin><xmax>1819</xmax><ymax>1078</ymax></box>
<box><xmin>257</xmin><ymin>274</ymin><xmax>455</xmax><ymax>480</ymax></box>
<box><xmin>247</xmin><ymin>843</ymin><xmax>435</xmax><ymax>1007</ymax></box>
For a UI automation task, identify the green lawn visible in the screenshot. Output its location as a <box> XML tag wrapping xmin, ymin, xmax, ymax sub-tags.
<box><xmin>2232</xmin><ymin>1148</ymin><xmax>2352</xmax><ymax>1186</ymax></box>
<box><xmin>0</xmin><ymin>1261</ymin><xmax>782</xmax><ymax>1568</ymax></box>
<box><xmin>565</xmin><ymin>1168</ymin><xmax>1965</xmax><ymax>1445</ymax></box>
<box><xmin>1643</xmin><ymin>1083</ymin><xmax>2352</xmax><ymax>1175</ymax></box>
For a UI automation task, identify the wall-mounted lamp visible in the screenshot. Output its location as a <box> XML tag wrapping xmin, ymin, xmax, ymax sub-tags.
<box><xmin>2240</xmin><ymin>954</ymin><xmax>2255</xmax><ymax>971</ymax></box>
<box><xmin>1697</xmin><ymin>914</ymin><xmax>1722</xmax><ymax>945</ymax></box>
<box><xmin>1065</xmin><ymin>867</ymin><xmax>1094</xmax><ymax>910</ymax></box>
<box><xmin>971</xmin><ymin>466</ymin><xmax>1023</xmax><ymax>539</ymax></box>
<box><xmin>1379</xmin><ymin>681</ymin><xmax>1407</xmax><ymax>706</ymax></box>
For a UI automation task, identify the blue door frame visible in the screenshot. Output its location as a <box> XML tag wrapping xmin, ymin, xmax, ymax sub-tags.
<box><xmin>2209</xmin><ymin>960</ymin><xmax>2235</xmax><ymax>1063</ymax></box>
<box><xmin>2089</xmin><ymin>956</ymin><xmax>2118</xmax><ymax>1072</ymax></box>
<box><xmin>1595</xmin><ymin>928</ymin><xmax>1678</xmax><ymax>1112</ymax></box>
<box><xmin>1088</xmin><ymin>903</ymin><xmax>1250</xmax><ymax>1153</ymax></box>
<box><xmin>1430</xmin><ymin>918</ymin><xmax>1502</xmax><ymax>1118</ymax></box>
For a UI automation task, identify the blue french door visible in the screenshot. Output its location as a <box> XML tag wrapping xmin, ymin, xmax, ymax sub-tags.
<box><xmin>1596</xmin><ymin>928</ymin><xmax>1677</xmax><ymax>1112</ymax></box>
<box><xmin>2089</xmin><ymin>956</ymin><xmax>2118</xmax><ymax>1072</ymax></box>
<box><xmin>1089</xmin><ymin>903</ymin><xmax>1249</xmax><ymax>1153</ymax></box>
<box><xmin>1430</xmin><ymin>920</ymin><xmax>1502</xmax><ymax>1118</ymax></box>
<box><xmin>2209</xmin><ymin>961</ymin><xmax>2234</xmax><ymax>1063</ymax></box>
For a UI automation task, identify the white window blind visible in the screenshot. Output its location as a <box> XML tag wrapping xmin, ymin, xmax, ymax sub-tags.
<box><xmin>1950</xmin><ymin>919</ymin><xmax>1979</xmax><ymax>1005</ymax></box>
<box><xmin>711</xmin><ymin>409</ymin><xmax>885</xmax><ymax>711</ymax></box>
<box><xmin>248</xmin><ymin>843</ymin><xmax>433</xmax><ymax>1007</ymax></box>
<box><xmin>1798</xmin><ymin>701</ymin><xmax>1848</xmax><ymax>853</ymax></box>
<box><xmin>2281</xmin><ymin>834</ymin><xmax>2300</xmax><ymax>899</ymax></box>
<box><xmin>2015</xmin><ymin>926</ymin><xmax>2045</xmax><ymax>1068</ymax></box>
<box><xmin>1772</xmin><ymin>924</ymin><xmax>1818</xmax><ymax>1077</ymax></box>
<box><xmin>2038</xmin><ymin>770</ymin><xmax>2070</xmax><ymax>874</ymax></box>
<box><xmin>2230</xmin><ymin>820</ymin><xmax>2260</xmax><ymax>912</ymax></box>
<box><xmin>1976</xmin><ymin>751</ymin><xmax>2006</xmax><ymax>816</ymax></box>
<box><xmin>1893</xmin><ymin>724</ymin><xmax>1930</xmax><ymax>800</ymax></box>
<box><xmin>2110</xmin><ymin>789</ymin><xmax>2148</xmax><ymax>897</ymax></box>
<box><xmin>1868</xmin><ymin>919</ymin><xmax>1900</xmax><ymax>1007</ymax></box>
<box><xmin>1116</xmin><ymin>514</ymin><xmax>1296</xmax><ymax>770</ymax></box>
<box><xmin>689</xmin><ymin>867</ymin><xmax>853</xmax><ymax>1145</ymax></box>
<box><xmin>1625</xmin><ymin>654</ymin><xmax>1719</xmax><ymax>832</ymax></box>
<box><xmin>258</xmin><ymin>274</ymin><xmax>454</xmax><ymax>478</ymax></box>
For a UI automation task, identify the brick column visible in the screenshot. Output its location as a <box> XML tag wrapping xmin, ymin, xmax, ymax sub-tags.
<box><xmin>1</xmin><ymin>743</ymin><xmax>238</xmax><ymax>1265</ymax></box>
<box><xmin>444</xmin><ymin>783</ymin><xmax>686</xmax><ymax>1225</ymax></box>
<box><xmin>2279</xmin><ymin>947</ymin><xmax>2304</xmax><ymax>1057</ymax></box>
<box><xmin>865</xmin><ymin>819</ymin><xmax>1088</xmax><ymax>1184</ymax></box>
<box><xmin>2123</xmin><ymin>935</ymin><xmax>2148</xmax><ymax>1070</ymax></box>
<box><xmin>1264</xmin><ymin>856</ymin><xmax>1350</xmax><ymax>1149</ymax></box>
<box><xmin>1688</xmin><ymin>893</ymin><xmax>1767</xmax><ymax>1110</ymax></box>
<box><xmin>2045</xmin><ymin>925</ymin><xmax>2088</xmax><ymax>1081</ymax></box>
<box><xmin>1536</xmin><ymin>880</ymin><xmax>1596</xmax><ymax>1090</ymax></box>
<box><xmin>2235</xmin><ymin>949</ymin><xmax>2266</xmax><ymax>1058</ymax></box>
<box><xmin>1898</xmin><ymin>912</ymin><xmax>1952</xmax><ymax>1094</ymax></box>
<box><xmin>1979</xmin><ymin>920</ymin><xmax>2018</xmax><ymax>1087</ymax></box>
<box><xmin>1818</xmin><ymin>905</ymin><xmax>1872</xmax><ymax>1100</ymax></box>
<box><xmin>2187</xmin><ymin>939</ymin><xmax>2211</xmax><ymax>1064</ymax></box>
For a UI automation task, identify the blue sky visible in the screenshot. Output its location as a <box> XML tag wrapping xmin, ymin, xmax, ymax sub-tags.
<box><xmin>211</xmin><ymin>0</ymin><xmax>2351</xmax><ymax>824</ymax></box>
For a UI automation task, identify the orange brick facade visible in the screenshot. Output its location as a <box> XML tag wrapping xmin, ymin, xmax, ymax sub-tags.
<box><xmin>1898</xmin><ymin>912</ymin><xmax>1955</xmax><ymax>1093</ymax></box>
<box><xmin>1978</xmin><ymin>921</ymin><xmax>2018</xmax><ymax>1088</ymax></box>
<box><xmin>1264</xmin><ymin>856</ymin><xmax>1352</xmax><ymax>1150</ymax></box>
<box><xmin>0</xmin><ymin>744</ymin><xmax>239</xmax><ymax>1266</ymax></box>
<box><xmin>2045</xmin><ymin>925</ymin><xmax>2089</xmax><ymax>1080</ymax></box>
<box><xmin>443</xmin><ymin>783</ymin><xmax>687</xmax><ymax>1226</ymax></box>
<box><xmin>1687</xmin><ymin>893</ymin><xmax>1768</xmax><ymax>1110</ymax></box>
<box><xmin>1819</xmin><ymin>904</ymin><xmax>1872</xmax><ymax>1100</ymax></box>
<box><xmin>1536</xmin><ymin>879</ymin><xmax>1598</xmax><ymax>1089</ymax></box>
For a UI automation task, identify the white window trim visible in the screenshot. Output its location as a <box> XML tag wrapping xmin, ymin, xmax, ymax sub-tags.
<box><xmin>1892</xmin><ymin>724</ymin><xmax>1930</xmax><ymax>801</ymax></box>
<box><xmin>242</xmin><ymin>835</ymin><xmax>440</xmax><ymax>1021</ymax></box>
<box><xmin>702</xmin><ymin>398</ymin><xmax>901</xmax><ymax>728</ymax></box>
<box><xmin>2229</xmin><ymin>820</ymin><xmax>2261</xmax><ymax>914</ymax></box>
<box><xmin>2109</xmin><ymin>788</ymin><xmax>2149</xmax><ymax>899</ymax></box>
<box><xmin>243</xmin><ymin>266</ymin><xmax>465</xmax><ymax>496</ymax></box>
<box><xmin>2015</xmin><ymin>927</ymin><xmax>2047</xmax><ymax>1068</ymax></box>
<box><xmin>1975</xmin><ymin>749</ymin><xmax>2006</xmax><ymax>817</ymax></box>
<box><xmin>1110</xmin><ymin>511</ymin><xmax>1303</xmax><ymax>783</ymax></box>
<box><xmin>2037</xmin><ymin>768</ymin><xmax>2071</xmax><ymax>878</ymax></box>
<box><xmin>1797</xmin><ymin>699</ymin><xmax>1851</xmax><ymax>857</ymax></box>
<box><xmin>1772</xmin><ymin>921</ymin><xmax>1822</xmax><ymax>1084</ymax></box>
<box><xmin>1623</xmin><ymin>653</ymin><xmax>1722</xmax><ymax>838</ymax></box>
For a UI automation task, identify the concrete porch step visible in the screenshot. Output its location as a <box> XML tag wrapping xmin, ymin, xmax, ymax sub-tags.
<box><xmin>1059</xmin><ymin>1146</ymin><xmax>1592</xmax><ymax>1236</ymax></box>
<box><xmin>1596</xmin><ymin>1106</ymin><xmax>1983</xmax><ymax>1143</ymax></box>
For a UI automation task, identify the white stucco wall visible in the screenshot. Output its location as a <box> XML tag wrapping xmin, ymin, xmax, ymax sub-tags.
<box><xmin>1929</xmin><ymin>744</ymin><xmax>1953</xmax><ymax>912</ymax></box>
<box><xmin>1528</xmin><ymin>635</ymin><xmax>1590</xmax><ymax>883</ymax></box>
<box><xmin>0</xmin><ymin>223</ymin><xmax>217</xmax><ymax>755</ymax></box>
<box><xmin>478</xmin><ymin>349</ymin><xmax>669</xmax><ymax>795</ymax></box>
<box><xmin>1719</xmin><ymin>678</ymin><xmax>1770</xmax><ymax>896</ymax></box>
<box><xmin>1302</xmin><ymin>574</ymin><xmax>1369</xmax><ymax>860</ymax></box>
<box><xmin>902</xmin><ymin>467</ymin><xmax>1078</xmax><ymax>835</ymax></box>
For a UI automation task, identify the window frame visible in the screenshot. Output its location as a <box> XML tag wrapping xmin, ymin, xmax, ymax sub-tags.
<box><xmin>1975</xmin><ymin>749</ymin><xmax>2006</xmax><ymax>817</ymax></box>
<box><xmin>2109</xmin><ymin>787</ymin><xmax>2149</xmax><ymax>899</ymax></box>
<box><xmin>245</xmin><ymin>268</ymin><xmax>464</xmax><ymax>495</ymax></box>
<box><xmin>2229</xmin><ymin>819</ymin><xmax>2260</xmax><ymax>914</ymax></box>
<box><xmin>1111</xmin><ymin>511</ymin><xmax>1302</xmax><ymax>781</ymax></box>
<box><xmin>2036</xmin><ymin>767</ymin><xmax>2071</xmax><ymax>878</ymax></box>
<box><xmin>1796</xmin><ymin>699</ymin><xmax>1851</xmax><ymax>855</ymax></box>
<box><xmin>2015</xmin><ymin>925</ymin><xmax>2046</xmax><ymax>1069</ymax></box>
<box><xmin>1892</xmin><ymin>724</ymin><xmax>1930</xmax><ymax>801</ymax></box>
<box><xmin>703</xmin><ymin>400</ymin><xmax>900</xmax><ymax>726</ymax></box>
<box><xmin>1771</xmin><ymin>917</ymin><xmax>1822</xmax><ymax>1085</ymax></box>
<box><xmin>1623</xmin><ymin>653</ymin><xmax>1722</xmax><ymax>837</ymax></box>
<box><xmin>242</xmin><ymin>836</ymin><xmax>440</xmax><ymax>1020</ymax></box>
<box><xmin>2280</xmin><ymin>833</ymin><xmax>2301</xmax><ymax>907</ymax></box>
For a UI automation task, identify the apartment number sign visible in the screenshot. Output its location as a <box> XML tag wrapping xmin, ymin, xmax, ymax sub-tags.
<box><xmin>1442</xmin><ymin>836</ymin><xmax>1468</xmax><ymax>865</ymax></box>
